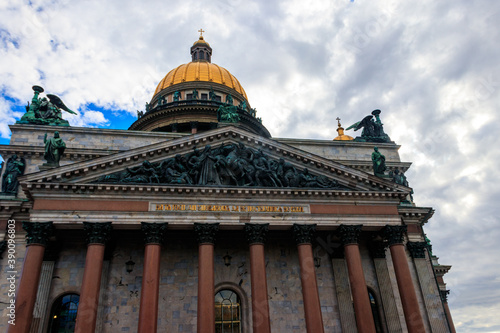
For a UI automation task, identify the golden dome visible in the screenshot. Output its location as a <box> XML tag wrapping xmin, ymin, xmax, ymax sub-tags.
<box><xmin>153</xmin><ymin>62</ymin><xmax>248</xmax><ymax>100</ymax></box>
<box><xmin>193</xmin><ymin>36</ymin><xmax>210</xmax><ymax>47</ymax></box>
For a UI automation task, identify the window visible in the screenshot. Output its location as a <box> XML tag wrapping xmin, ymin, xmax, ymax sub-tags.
<box><xmin>199</xmin><ymin>51</ymin><xmax>205</xmax><ymax>60</ymax></box>
<box><xmin>215</xmin><ymin>289</ymin><xmax>241</xmax><ymax>333</ymax></box>
<box><xmin>368</xmin><ymin>289</ymin><xmax>383</xmax><ymax>333</ymax></box>
<box><xmin>48</xmin><ymin>293</ymin><xmax>79</xmax><ymax>332</ymax></box>
<box><xmin>201</xmin><ymin>93</ymin><xmax>208</xmax><ymax>100</ymax></box>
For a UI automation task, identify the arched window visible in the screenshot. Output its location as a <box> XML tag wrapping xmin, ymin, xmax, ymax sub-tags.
<box><xmin>199</xmin><ymin>51</ymin><xmax>205</xmax><ymax>60</ymax></box>
<box><xmin>48</xmin><ymin>293</ymin><xmax>79</xmax><ymax>333</ymax></box>
<box><xmin>215</xmin><ymin>289</ymin><xmax>241</xmax><ymax>333</ymax></box>
<box><xmin>368</xmin><ymin>289</ymin><xmax>383</xmax><ymax>333</ymax></box>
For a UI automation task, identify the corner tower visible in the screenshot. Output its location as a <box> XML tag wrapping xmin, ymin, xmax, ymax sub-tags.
<box><xmin>129</xmin><ymin>33</ymin><xmax>271</xmax><ymax>137</ymax></box>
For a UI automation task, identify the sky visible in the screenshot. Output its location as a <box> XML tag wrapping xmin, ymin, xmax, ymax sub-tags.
<box><xmin>1</xmin><ymin>0</ymin><xmax>499</xmax><ymax>331</ymax></box>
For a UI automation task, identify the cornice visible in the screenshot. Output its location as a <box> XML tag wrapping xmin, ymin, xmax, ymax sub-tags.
<box><xmin>0</xmin><ymin>145</ymin><xmax>119</xmax><ymax>160</ymax></box>
<box><xmin>23</xmin><ymin>182</ymin><xmax>408</xmax><ymax>201</ymax></box>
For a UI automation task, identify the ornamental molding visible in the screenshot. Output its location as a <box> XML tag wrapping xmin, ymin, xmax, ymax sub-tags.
<box><xmin>18</xmin><ymin>126</ymin><xmax>410</xmax><ymax>199</ymax></box>
<box><xmin>83</xmin><ymin>222</ymin><xmax>112</xmax><ymax>245</ymax></box>
<box><xmin>22</xmin><ymin>221</ymin><xmax>54</xmax><ymax>246</ymax></box>
<box><xmin>141</xmin><ymin>222</ymin><xmax>168</xmax><ymax>244</ymax></box>
<box><xmin>194</xmin><ymin>223</ymin><xmax>219</xmax><ymax>244</ymax></box>
<box><xmin>244</xmin><ymin>223</ymin><xmax>269</xmax><ymax>244</ymax></box>
<box><xmin>292</xmin><ymin>224</ymin><xmax>316</xmax><ymax>245</ymax></box>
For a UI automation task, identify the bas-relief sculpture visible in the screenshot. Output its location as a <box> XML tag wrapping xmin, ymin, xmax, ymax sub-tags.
<box><xmin>96</xmin><ymin>143</ymin><xmax>345</xmax><ymax>189</ymax></box>
<box><xmin>17</xmin><ymin>86</ymin><xmax>77</xmax><ymax>126</ymax></box>
<box><xmin>346</xmin><ymin>109</ymin><xmax>392</xmax><ymax>143</ymax></box>
<box><xmin>1</xmin><ymin>155</ymin><xmax>25</xmax><ymax>195</ymax></box>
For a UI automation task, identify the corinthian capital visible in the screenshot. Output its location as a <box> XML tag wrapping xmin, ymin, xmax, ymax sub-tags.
<box><xmin>141</xmin><ymin>222</ymin><xmax>168</xmax><ymax>244</ymax></box>
<box><xmin>83</xmin><ymin>222</ymin><xmax>112</xmax><ymax>245</ymax></box>
<box><xmin>194</xmin><ymin>223</ymin><xmax>219</xmax><ymax>244</ymax></box>
<box><xmin>22</xmin><ymin>221</ymin><xmax>54</xmax><ymax>246</ymax></box>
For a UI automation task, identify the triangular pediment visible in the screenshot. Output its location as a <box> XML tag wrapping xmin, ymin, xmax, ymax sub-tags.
<box><xmin>20</xmin><ymin>126</ymin><xmax>410</xmax><ymax>198</ymax></box>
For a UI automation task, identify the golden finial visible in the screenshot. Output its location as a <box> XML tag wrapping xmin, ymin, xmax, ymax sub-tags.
<box><xmin>333</xmin><ymin>116</ymin><xmax>354</xmax><ymax>141</ymax></box>
<box><xmin>198</xmin><ymin>28</ymin><xmax>205</xmax><ymax>37</ymax></box>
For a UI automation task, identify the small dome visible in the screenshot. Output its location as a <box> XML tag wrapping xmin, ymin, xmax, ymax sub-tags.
<box><xmin>153</xmin><ymin>62</ymin><xmax>248</xmax><ymax>100</ymax></box>
<box><xmin>193</xmin><ymin>35</ymin><xmax>210</xmax><ymax>47</ymax></box>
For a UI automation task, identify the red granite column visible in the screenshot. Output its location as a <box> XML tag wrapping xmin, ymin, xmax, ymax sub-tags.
<box><xmin>138</xmin><ymin>222</ymin><xmax>168</xmax><ymax>333</ymax></box>
<box><xmin>384</xmin><ymin>225</ymin><xmax>426</xmax><ymax>333</ymax></box>
<box><xmin>194</xmin><ymin>223</ymin><xmax>219</xmax><ymax>333</ymax></box>
<box><xmin>75</xmin><ymin>222</ymin><xmax>112</xmax><ymax>333</ymax></box>
<box><xmin>245</xmin><ymin>224</ymin><xmax>271</xmax><ymax>333</ymax></box>
<box><xmin>338</xmin><ymin>225</ymin><xmax>376</xmax><ymax>333</ymax></box>
<box><xmin>292</xmin><ymin>224</ymin><xmax>325</xmax><ymax>333</ymax></box>
<box><xmin>8</xmin><ymin>222</ymin><xmax>53</xmax><ymax>333</ymax></box>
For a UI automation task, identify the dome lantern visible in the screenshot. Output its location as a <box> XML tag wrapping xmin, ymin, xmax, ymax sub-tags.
<box><xmin>191</xmin><ymin>29</ymin><xmax>212</xmax><ymax>63</ymax></box>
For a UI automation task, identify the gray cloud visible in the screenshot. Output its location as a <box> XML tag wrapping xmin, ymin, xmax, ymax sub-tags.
<box><xmin>1</xmin><ymin>1</ymin><xmax>499</xmax><ymax>331</ymax></box>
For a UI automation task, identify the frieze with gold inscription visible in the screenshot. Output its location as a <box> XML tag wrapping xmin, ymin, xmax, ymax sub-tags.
<box><xmin>152</xmin><ymin>203</ymin><xmax>309</xmax><ymax>213</ymax></box>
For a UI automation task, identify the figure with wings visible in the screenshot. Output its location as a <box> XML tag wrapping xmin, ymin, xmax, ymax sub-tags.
<box><xmin>1</xmin><ymin>155</ymin><xmax>25</xmax><ymax>195</ymax></box>
<box><xmin>345</xmin><ymin>109</ymin><xmax>392</xmax><ymax>143</ymax></box>
<box><xmin>17</xmin><ymin>86</ymin><xmax>77</xmax><ymax>126</ymax></box>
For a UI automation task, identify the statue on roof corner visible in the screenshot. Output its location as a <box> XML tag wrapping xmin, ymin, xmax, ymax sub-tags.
<box><xmin>17</xmin><ymin>86</ymin><xmax>77</xmax><ymax>127</ymax></box>
<box><xmin>346</xmin><ymin>109</ymin><xmax>392</xmax><ymax>143</ymax></box>
<box><xmin>1</xmin><ymin>155</ymin><xmax>25</xmax><ymax>195</ymax></box>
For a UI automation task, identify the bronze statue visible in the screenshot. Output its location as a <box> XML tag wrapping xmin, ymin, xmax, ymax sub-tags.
<box><xmin>43</xmin><ymin>131</ymin><xmax>66</xmax><ymax>167</ymax></box>
<box><xmin>346</xmin><ymin>109</ymin><xmax>392</xmax><ymax>143</ymax></box>
<box><xmin>217</xmin><ymin>105</ymin><xmax>240</xmax><ymax>123</ymax></box>
<box><xmin>173</xmin><ymin>91</ymin><xmax>181</xmax><ymax>101</ymax></box>
<box><xmin>17</xmin><ymin>86</ymin><xmax>77</xmax><ymax>127</ymax></box>
<box><xmin>371</xmin><ymin>147</ymin><xmax>386</xmax><ymax>176</ymax></box>
<box><xmin>1</xmin><ymin>155</ymin><xmax>25</xmax><ymax>195</ymax></box>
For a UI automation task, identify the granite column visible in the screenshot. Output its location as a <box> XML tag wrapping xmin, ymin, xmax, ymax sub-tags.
<box><xmin>194</xmin><ymin>223</ymin><xmax>219</xmax><ymax>333</ymax></box>
<box><xmin>338</xmin><ymin>225</ymin><xmax>376</xmax><ymax>333</ymax></box>
<box><xmin>8</xmin><ymin>222</ymin><xmax>53</xmax><ymax>333</ymax></box>
<box><xmin>292</xmin><ymin>224</ymin><xmax>325</xmax><ymax>333</ymax></box>
<box><xmin>138</xmin><ymin>222</ymin><xmax>167</xmax><ymax>333</ymax></box>
<box><xmin>75</xmin><ymin>222</ymin><xmax>112</xmax><ymax>333</ymax></box>
<box><xmin>245</xmin><ymin>223</ymin><xmax>271</xmax><ymax>333</ymax></box>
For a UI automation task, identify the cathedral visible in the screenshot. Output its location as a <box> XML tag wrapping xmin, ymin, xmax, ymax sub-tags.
<box><xmin>0</xmin><ymin>33</ymin><xmax>455</xmax><ymax>333</ymax></box>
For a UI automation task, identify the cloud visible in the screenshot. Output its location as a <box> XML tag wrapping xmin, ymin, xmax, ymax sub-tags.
<box><xmin>1</xmin><ymin>0</ymin><xmax>500</xmax><ymax>331</ymax></box>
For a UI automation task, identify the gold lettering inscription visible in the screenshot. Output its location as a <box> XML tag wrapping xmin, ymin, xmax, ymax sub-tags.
<box><xmin>154</xmin><ymin>204</ymin><xmax>306</xmax><ymax>213</ymax></box>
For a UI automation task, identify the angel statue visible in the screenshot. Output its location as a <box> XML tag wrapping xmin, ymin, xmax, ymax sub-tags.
<box><xmin>1</xmin><ymin>155</ymin><xmax>25</xmax><ymax>195</ymax></box>
<box><xmin>17</xmin><ymin>86</ymin><xmax>77</xmax><ymax>126</ymax></box>
<box><xmin>346</xmin><ymin>109</ymin><xmax>392</xmax><ymax>143</ymax></box>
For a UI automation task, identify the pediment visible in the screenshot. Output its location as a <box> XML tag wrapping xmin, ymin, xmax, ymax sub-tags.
<box><xmin>20</xmin><ymin>126</ymin><xmax>410</xmax><ymax>198</ymax></box>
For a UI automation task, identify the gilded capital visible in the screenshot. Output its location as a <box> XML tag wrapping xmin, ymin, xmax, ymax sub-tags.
<box><xmin>292</xmin><ymin>224</ymin><xmax>316</xmax><ymax>245</ymax></box>
<box><xmin>245</xmin><ymin>223</ymin><xmax>269</xmax><ymax>244</ymax></box>
<box><xmin>407</xmin><ymin>241</ymin><xmax>427</xmax><ymax>259</ymax></box>
<box><xmin>141</xmin><ymin>222</ymin><xmax>168</xmax><ymax>244</ymax></box>
<box><xmin>382</xmin><ymin>225</ymin><xmax>407</xmax><ymax>246</ymax></box>
<box><xmin>194</xmin><ymin>223</ymin><xmax>219</xmax><ymax>244</ymax></box>
<box><xmin>83</xmin><ymin>222</ymin><xmax>112</xmax><ymax>245</ymax></box>
<box><xmin>22</xmin><ymin>221</ymin><xmax>54</xmax><ymax>246</ymax></box>
<box><xmin>338</xmin><ymin>225</ymin><xmax>362</xmax><ymax>245</ymax></box>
